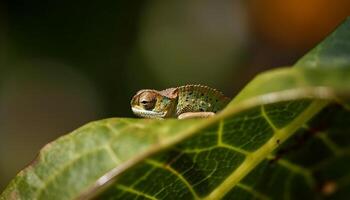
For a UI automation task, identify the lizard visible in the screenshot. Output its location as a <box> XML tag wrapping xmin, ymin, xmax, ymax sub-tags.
<box><xmin>130</xmin><ymin>84</ymin><xmax>230</xmax><ymax>119</ymax></box>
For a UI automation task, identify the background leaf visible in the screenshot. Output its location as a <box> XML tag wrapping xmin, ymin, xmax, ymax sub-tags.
<box><xmin>2</xmin><ymin>19</ymin><xmax>350</xmax><ymax>200</ymax></box>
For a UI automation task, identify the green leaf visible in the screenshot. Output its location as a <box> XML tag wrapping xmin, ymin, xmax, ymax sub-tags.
<box><xmin>296</xmin><ymin>17</ymin><xmax>350</xmax><ymax>70</ymax></box>
<box><xmin>2</xmin><ymin>18</ymin><xmax>350</xmax><ymax>200</ymax></box>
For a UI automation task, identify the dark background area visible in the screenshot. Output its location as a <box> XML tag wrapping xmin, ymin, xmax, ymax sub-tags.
<box><xmin>1</xmin><ymin>0</ymin><xmax>349</xmax><ymax>190</ymax></box>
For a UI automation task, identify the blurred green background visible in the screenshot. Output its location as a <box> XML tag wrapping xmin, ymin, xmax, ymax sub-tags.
<box><xmin>1</xmin><ymin>0</ymin><xmax>349</xmax><ymax>190</ymax></box>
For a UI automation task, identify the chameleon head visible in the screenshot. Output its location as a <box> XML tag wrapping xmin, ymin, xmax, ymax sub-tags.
<box><xmin>130</xmin><ymin>90</ymin><xmax>177</xmax><ymax>118</ymax></box>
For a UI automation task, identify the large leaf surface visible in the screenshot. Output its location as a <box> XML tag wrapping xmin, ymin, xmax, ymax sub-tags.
<box><xmin>2</xmin><ymin>18</ymin><xmax>350</xmax><ymax>200</ymax></box>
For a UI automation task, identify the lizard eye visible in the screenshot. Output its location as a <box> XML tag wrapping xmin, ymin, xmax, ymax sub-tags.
<box><xmin>139</xmin><ymin>93</ymin><xmax>156</xmax><ymax>110</ymax></box>
<box><xmin>140</xmin><ymin>100</ymin><xmax>151</xmax><ymax>105</ymax></box>
<box><xmin>140</xmin><ymin>100</ymin><xmax>156</xmax><ymax>110</ymax></box>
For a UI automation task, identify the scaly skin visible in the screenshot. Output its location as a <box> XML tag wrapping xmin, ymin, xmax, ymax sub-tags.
<box><xmin>130</xmin><ymin>85</ymin><xmax>230</xmax><ymax>119</ymax></box>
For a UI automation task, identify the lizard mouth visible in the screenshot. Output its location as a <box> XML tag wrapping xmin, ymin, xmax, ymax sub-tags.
<box><xmin>131</xmin><ymin>107</ymin><xmax>167</xmax><ymax>118</ymax></box>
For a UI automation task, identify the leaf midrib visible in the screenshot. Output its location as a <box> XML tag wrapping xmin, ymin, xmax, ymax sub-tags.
<box><xmin>203</xmin><ymin>100</ymin><xmax>329</xmax><ymax>200</ymax></box>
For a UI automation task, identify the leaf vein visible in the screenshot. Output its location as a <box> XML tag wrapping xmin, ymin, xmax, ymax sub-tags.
<box><xmin>116</xmin><ymin>184</ymin><xmax>158</xmax><ymax>200</ymax></box>
<box><xmin>145</xmin><ymin>159</ymin><xmax>200</xmax><ymax>199</ymax></box>
<box><xmin>236</xmin><ymin>182</ymin><xmax>270</xmax><ymax>200</ymax></box>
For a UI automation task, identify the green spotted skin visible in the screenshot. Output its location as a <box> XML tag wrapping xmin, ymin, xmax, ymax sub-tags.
<box><xmin>131</xmin><ymin>84</ymin><xmax>230</xmax><ymax>118</ymax></box>
<box><xmin>176</xmin><ymin>85</ymin><xmax>230</xmax><ymax>116</ymax></box>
